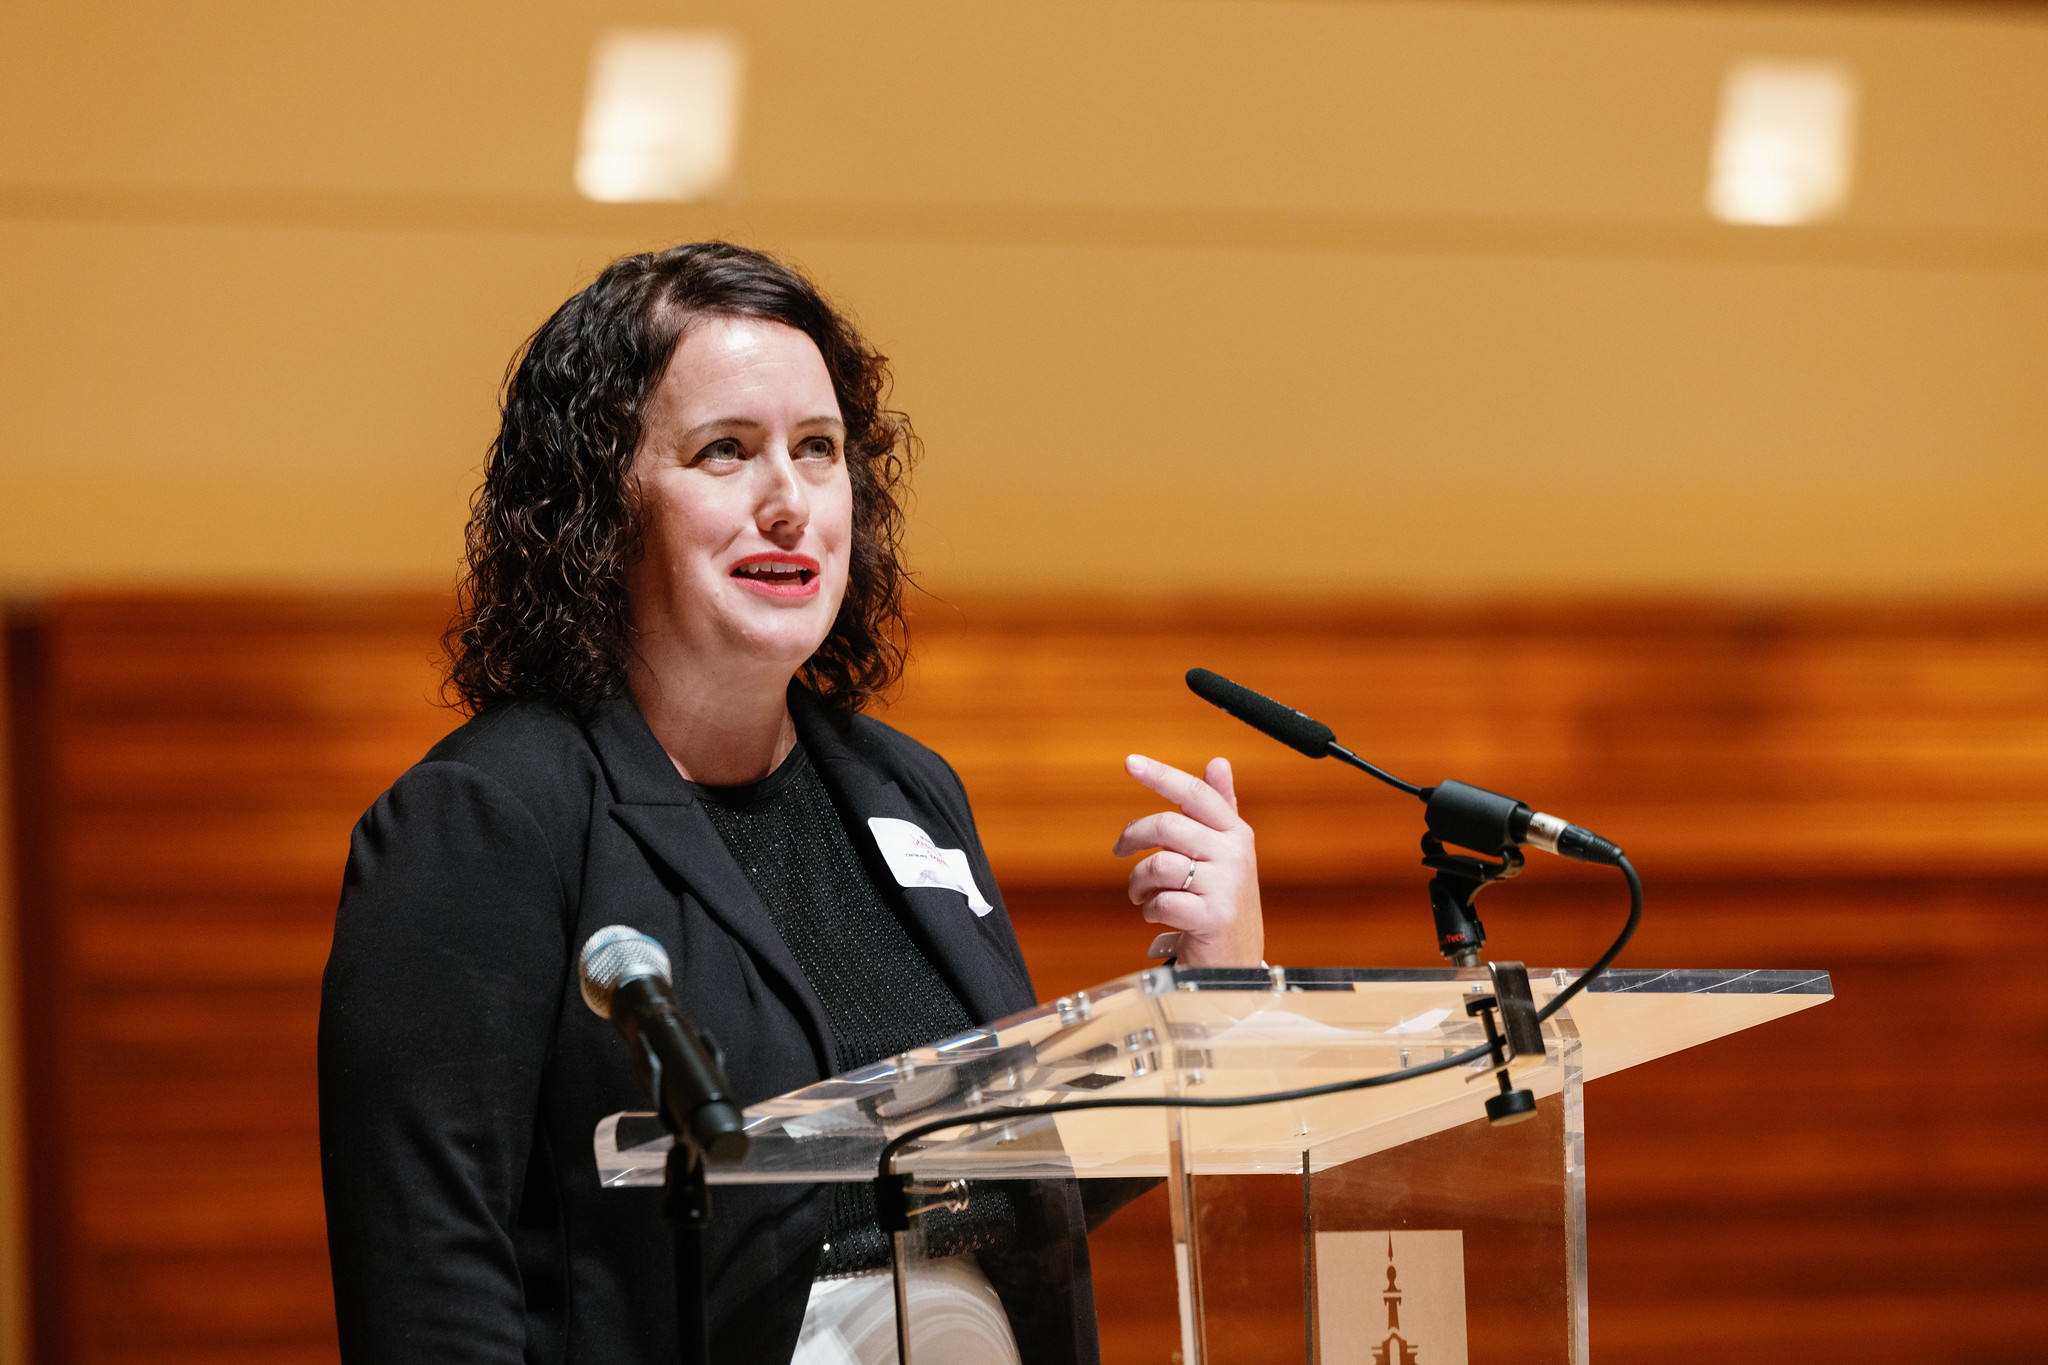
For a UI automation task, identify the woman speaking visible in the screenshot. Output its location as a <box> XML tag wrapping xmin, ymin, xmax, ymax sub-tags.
<box><xmin>318</xmin><ymin>242</ymin><xmax>1264</xmax><ymax>1364</ymax></box>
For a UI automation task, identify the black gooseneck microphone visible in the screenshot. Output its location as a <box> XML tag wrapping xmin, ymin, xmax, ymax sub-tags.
<box><xmin>1185</xmin><ymin>667</ymin><xmax>1622</xmax><ymax>865</ymax></box>
<box><xmin>867</xmin><ymin>674</ymin><xmax>1651</xmax><ymax>1240</ymax></box>
<box><xmin>1187</xmin><ymin>667</ymin><xmax>1423</xmax><ymax>796</ymax></box>
<box><xmin>1185</xmin><ymin>667</ymin><xmax>1626</xmax><ymax>965</ymax></box>
<box><xmin>580</xmin><ymin>926</ymin><xmax>746</xmax><ymax>1365</ymax></box>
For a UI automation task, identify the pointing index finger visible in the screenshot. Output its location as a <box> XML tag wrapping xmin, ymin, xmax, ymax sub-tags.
<box><xmin>1125</xmin><ymin>753</ymin><xmax>1239</xmax><ymax>830</ymax></box>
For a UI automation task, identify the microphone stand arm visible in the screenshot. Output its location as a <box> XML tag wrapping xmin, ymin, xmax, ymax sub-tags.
<box><xmin>1328</xmin><ymin>742</ymin><xmax>1425</xmax><ymax>797</ymax></box>
<box><xmin>665</xmin><ymin>1139</ymin><xmax>713</xmax><ymax>1365</ymax></box>
<box><xmin>622</xmin><ymin>992</ymin><xmax>735</xmax><ymax>1365</ymax></box>
<box><xmin>579</xmin><ymin>931</ymin><xmax>747</xmax><ymax>1365</ymax></box>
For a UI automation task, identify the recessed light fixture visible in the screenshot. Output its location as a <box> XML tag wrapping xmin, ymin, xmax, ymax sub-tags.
<box><xmin>575</xmin><ymin>29</ymin><xmax>745</xmax><ymax>203</ymax></box>
<box><xmin>1708</xmin><ymin>58</ymin><xmax>1858</xmax><ymax>227</ymax></box>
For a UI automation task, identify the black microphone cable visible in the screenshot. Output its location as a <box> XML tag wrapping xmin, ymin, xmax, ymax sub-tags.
<box><xmin>870</xmin><ymin>858</ymin><xmax>1637</xmax><ymax>1365</ymax></box>
<box><xmin>875</xmin><ymin>853</ymin><xmax>1640</xmax><ymax>1205</ymax></box>
<box><xmin>874</xmin><ymin>668</ymin><xmax>1648</xmax><ymax>1207</ymax></box>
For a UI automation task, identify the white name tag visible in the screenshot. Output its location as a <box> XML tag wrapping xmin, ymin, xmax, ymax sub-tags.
<box><xmin>867</xmin><ymin>817</ymin><xmax>994</xmax><ymax>915</ymax></box>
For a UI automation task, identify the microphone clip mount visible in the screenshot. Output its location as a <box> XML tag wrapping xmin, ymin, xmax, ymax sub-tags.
<box><xmin>1421</xmin><ymin>832</ymin><xmax>1522</xmax><ymax>967</ymax></box>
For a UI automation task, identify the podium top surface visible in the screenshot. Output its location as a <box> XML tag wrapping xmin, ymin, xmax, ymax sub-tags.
<box><xmin>597</xmin><ymin>965</ymin><xmax>1829</xmax><ymax>1186</ymax></box>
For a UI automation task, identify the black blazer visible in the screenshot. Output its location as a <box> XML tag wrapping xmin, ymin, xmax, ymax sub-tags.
<box><xmin>319</xmin><ymin>689</ymin><xmax>1101</xmax><ymax>1364</ymax></box>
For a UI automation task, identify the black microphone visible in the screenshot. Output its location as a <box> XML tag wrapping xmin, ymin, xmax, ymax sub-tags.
<box><xmin>1185</xmin><ymin>667</ymin><xmax>1334</xmax><ymax>758</ymax></box>
<box><xmin>1184</xmin><ymin>668</ymin><xmax>1623</xmax><ymax>866</ymax></box>
<box><xmin>579</xmin><ymin>926</ymin><xmax>749</xmax><ymax>1164</ymax></box>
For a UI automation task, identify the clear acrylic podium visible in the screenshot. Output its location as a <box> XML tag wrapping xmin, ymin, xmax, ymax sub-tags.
<box><xmin>598</xmin><ymin>965</ymin><xmax>1830</xmax><ymax>1363</ymax></box>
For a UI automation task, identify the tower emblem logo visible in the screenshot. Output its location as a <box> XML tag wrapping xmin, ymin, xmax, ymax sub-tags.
<box><xmin>1373</xmin><ymin>1233</ymin><xmax>1418</xmax><ymax>1365</ymax></box>
<box><xmin>1314</xmin><ymin>1229</ymin><xmax>1469</xmax><ymax>1365</ymax></box>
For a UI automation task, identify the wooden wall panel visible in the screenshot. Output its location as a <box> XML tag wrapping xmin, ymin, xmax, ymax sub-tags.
<box><xmin>7</xmin><ymin>593</ymin><xmax>2046</xmax><ymax>1364</ymax></box>
<box><xmin>889</xmin><ymin>600</ymin><xmax>2048</xmax><ymax>885</ymax></box>
<box><xmin>8</xmin><ymin>597</ymin><xmax>457</xmax><ymax>1365</ymax></box>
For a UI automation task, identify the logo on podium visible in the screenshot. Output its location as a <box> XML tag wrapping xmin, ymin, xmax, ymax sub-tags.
<box><xmin>1314</xmin><ymin>1229</ymin><xmax>1468</xmax><ymax>1365</ymax></box>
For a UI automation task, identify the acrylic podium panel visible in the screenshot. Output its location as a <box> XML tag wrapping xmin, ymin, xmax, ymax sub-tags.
<box><xmin>597</xmin><ymin>967</ymin><xmax>1830</xmax><ymax>1364</ymax></box>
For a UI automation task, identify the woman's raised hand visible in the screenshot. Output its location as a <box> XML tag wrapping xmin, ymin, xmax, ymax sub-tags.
<box><xmin>1113</xmin><ymin>754</ymin><xmax>1264</xmax><ymax>968</ymax></box>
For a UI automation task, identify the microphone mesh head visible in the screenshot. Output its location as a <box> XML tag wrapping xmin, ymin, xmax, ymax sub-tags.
<box><xmin>1185</xmin><ymin>667</ymin><xmax>1335</xmax><ymax>758</ymax></box>
<box><xmin>578</xmin><ymin>925</ymin><xmax>671</xmax><ymax>1020</ymax></box>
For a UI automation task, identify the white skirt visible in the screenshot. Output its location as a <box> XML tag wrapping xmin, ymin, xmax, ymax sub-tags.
<box><xmin>790</xmin><ymin>1255</ymin><xmax>1022</xmax><ymax>1365</ymax></box>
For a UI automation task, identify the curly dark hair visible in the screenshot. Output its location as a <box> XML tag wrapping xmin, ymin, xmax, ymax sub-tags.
<box><xmin>447</xmin><ymin>242</ymin><xmax>917</xmax><ymax>719</ymax></box>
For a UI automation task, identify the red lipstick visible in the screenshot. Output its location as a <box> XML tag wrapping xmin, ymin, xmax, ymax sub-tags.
<box><xmin>729</xmin><ymin>552</ymin><xmax>822</xmax><ymax>599</ymax></box>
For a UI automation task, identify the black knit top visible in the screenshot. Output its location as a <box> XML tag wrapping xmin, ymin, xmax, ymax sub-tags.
<box><xmin>689</xmin><ymin>742</ymin><xmax>1016</xmax><ymax>1275</ymax></box>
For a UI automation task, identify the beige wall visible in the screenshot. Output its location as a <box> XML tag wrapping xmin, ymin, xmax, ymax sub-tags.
<box><xmin>3</xmin><ymin>2</ymin><xmax>2047</xmax><ymax>1358</ymax></box>
<box><xmin>2</xmin><ymin>1</ymin><xmax>2046</xmax><ymax>597</ymax></box>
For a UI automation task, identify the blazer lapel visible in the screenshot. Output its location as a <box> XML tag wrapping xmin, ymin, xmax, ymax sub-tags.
<box><xmin>793</xmin><ymin>693</ymin><xmax>1035</xmax><ymax>1027</ymax></box>
<box><xmin>582</xmin><ymin>696</ymin><xmax>837</xmax><ymax>1068</ymax></box>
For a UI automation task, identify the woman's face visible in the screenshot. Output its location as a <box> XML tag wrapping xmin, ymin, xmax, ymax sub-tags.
<box><xmin>626</xmin><ymin>315</ymin><xmax>853</xmax><ymax>685</ymax></box>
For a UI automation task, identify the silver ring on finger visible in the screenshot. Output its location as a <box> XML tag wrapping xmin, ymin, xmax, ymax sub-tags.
<box><xmin>1180</xmin><ymin>857</ymin><xmax>1198</xmax><ymax>892</ymax></box>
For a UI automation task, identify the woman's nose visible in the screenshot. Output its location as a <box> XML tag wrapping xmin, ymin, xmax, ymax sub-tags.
<box><xmin>754</xmin><ymin>446</ymin><xmax>809</xmax><ymax>533</ymax></box>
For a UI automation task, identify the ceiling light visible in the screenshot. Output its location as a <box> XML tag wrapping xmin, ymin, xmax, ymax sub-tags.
<box><xmin>575</xmin><ymin>29</ymin><xmax>744</xmax><ymax>203</ymax></box>
<box><xmin>1708</xmin><ymin>59</ymin><xmax>1858</xmax><ymax>227</ymax></box>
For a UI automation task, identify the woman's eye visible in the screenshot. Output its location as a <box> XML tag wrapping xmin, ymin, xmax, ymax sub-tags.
<box><xmin>696</xmin><ymin>438</ymin><xmax>744</xmax><ymax>463</ymax></box>
<box><xmin>800</xmin><ymin>436</ymin><xmax>839</xmax><ymax>460</ymax></box>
